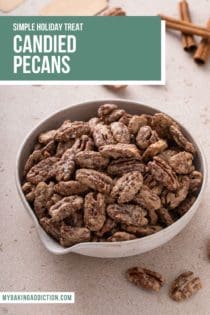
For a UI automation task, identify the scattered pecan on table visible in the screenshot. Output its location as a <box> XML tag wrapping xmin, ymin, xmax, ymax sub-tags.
<box><xmin>22</xmin><ymin>103</ymin><xmax>203</xmax><ymax>247</ymax></box>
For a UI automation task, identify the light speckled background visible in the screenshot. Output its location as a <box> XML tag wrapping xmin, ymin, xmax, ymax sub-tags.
<box><xmin>0</xmin><ymin>1</ymin><xmax>210</xmax><ymax>315</ymax></box>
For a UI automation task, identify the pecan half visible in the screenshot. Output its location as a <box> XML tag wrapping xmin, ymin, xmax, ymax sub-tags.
<box><xmin>136</xmin><ymin>126</ymin><xmax>159</xmax><ymax>150</ymax></box>
<box><xmin>111</xmin><ymin>171</ymin><xmax>143</xmax><ymax>204</ymax></box>
<box><xmin>84</xmin><ymin>192</ymin><xmax>106</xmax><ymax>231</ymax></box>
<box><xmin>40</xmin><ymin>217</ymin><xmax>61</xmax><ymax>241</ymax></box>
<box><xmin>55</xmin><ymin>121</ymin><xmax>90</xmax><ymax>142</ymax></box>
<box><xmin>26</xmin><ymin>157</ymin><xmax>58</xmax><ymax>184</ymax></box>
<box><xmin>189</xmin><ymin>171</ymin><xmax>203</xmax><ymax>193</ymax></box>
<box><xmin>107</xmin><ymin>204</ymin><xmax>148</xmax><ymax>226</ymax></box>
<box><xmin>122</xmin><ymin>224</ymin><xmax>162</xmax><ymax>236</ymax></box>
<box><xmin>168</xmin><ymin>151</ymin><xmax>194</xmax><ymax>174</ymax></box>
<box><xmin>60</xmin><ymin>225</ymin><xmax>91</xmax><ymax>247</ymax></box>
<box><xmin>100</xmin><ymin>144</ymin><xmax>141</xmax><ymax>159</ymax></box>
<box><xmin>107</xmin><ymin>231</ymin><xmax>136</xmax><ymax>242</ymax></box>
<box><xmin>128</xmin><ymin>115</ymin><xmax>148</xmax><ymax>135</ymax></box>
<box><xmin>107</xmin><ymin>158</ymin><xmax>145</xmax><ymax>176</ymax></box>
<box><xmin>56</xmin><ymin>140</ymin><xmax>75</xmax><ymax>157</ymax></box>
<box><xmin>52</xmin><ymin>148</ymin><xmax>75</xmax><ymax>182</ymax></box>
<box><xmin>38</xmin><ymin>129</ymin><xmax>56</xmax><ymax>144</ymax></box>
<box><xmin>176</xmin><ymin>195</ymin><xmax>196</xmax><ymax>216</ymax></box>
<box><xmin>95</xmin><ymin>218</ymin><xmax>117</xmax><ymax>238</ymax></box>
<box><xmin>110</xmin><ymin>121</ymin><xmax>130</xmax><ymax>144</ymax></box>
<box><xmin>157</xmin><ymin>208</ymin><xmax>174</xmax><ymax>226</ymax></box>
<box><xmin>75</xmin><ymin>151</ymin><xmax>109</xmax><ymax>170</ymax></box>
<box><xmin>76</xmin><ymin>169</ymin><xmax>113</xmax><ymax>194</ymax></box>
<box><xmin>142</xmin><ymin>140</ymin><xmax>168</xmax><ymax>161</ymax></box>
<box><xmin>49</xmin><ymin>196</ymin><xmax>83</xmax><ymax>222</ymax></box>
<box><xmin>126</xmin><ymin>267</ymin><xmax>165</xmax><ymax>292</ymax></box>
<box><xmin>170</xmin><ymin>271</ymin><xmax>202</xmax><ymax>301</ymax></box>
<box><xmin>54</xmin><ymin>180</ymin><xmax>88</xmax><ymax>196</ymax></box>
<box><xmin>93</xmin><ymin>123</ymin><xmax>115</xmax><ymax>148</ymax></box>
<box><xmin>170</xmin><ymin>126</ymin><xmax>196</xmax><ymax>154</ymax></box>
<box><xmin>98</xmin><ymin>103</ymin><xmax>125</xmax><ymax>124</ymax></box>
<box><xmin>165</xmin><ymin>176</ymin><xmax>190</xmax><ymax>209</ymax></box>
<box><xmin>34</xmin><ymin>182</ymin><xmax>54</xmax><ymax>219</ymax></box>
<box><xmin>152</xmin><ymin>112</ymin><xmax>179</xmax><ymax>138</ymax></box>
<box><xmin>22</xmin><ymin>182</ymin><xmax>36</xmax><ymax>202</ymax></box>
<box><xmin>148</xmin><ymin>157</ymin><xmax>179</xmax><ymax>191</ymax></box>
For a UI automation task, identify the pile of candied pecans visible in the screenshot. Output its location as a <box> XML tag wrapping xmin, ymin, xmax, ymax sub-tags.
<box><xmin>22</xmin><ymin>103</ymin><xmax>203</xmax><ymax>248</ymax></box>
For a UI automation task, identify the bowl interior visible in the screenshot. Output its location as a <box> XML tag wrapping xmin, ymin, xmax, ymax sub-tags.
<box><xmin>16</xmin><ymin>99</ymin><xmax>206</xmax><ymax>255</ymax></box>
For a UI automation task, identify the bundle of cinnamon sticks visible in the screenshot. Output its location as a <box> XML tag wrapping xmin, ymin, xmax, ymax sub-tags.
<box><xmin>160</xmin><ymin>0</ymin><xmax>210</xmax><ymax>64</ymax></box>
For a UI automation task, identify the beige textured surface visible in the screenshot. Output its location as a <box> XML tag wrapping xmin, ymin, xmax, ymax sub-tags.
<box><xmin>0</xmin><ymin>0</ymin><xmax>25</xmax><ymax>13</ymax></box>
<box><xmin>40</xmin><ymin>0</ymin><xmax>108</xmax><ymax>16</ymax></box>
<box><xmin>0</xmin><ymin>0</ymin><xmax>210</xmax><ymax>315</ymax></box>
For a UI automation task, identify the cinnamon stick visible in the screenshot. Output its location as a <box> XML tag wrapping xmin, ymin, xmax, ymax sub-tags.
<box><xmin>194</xmin><ymin>18</ymin><xmax>210</xmax><ymax>64</ymax></box>
<box><xmin>101</xmin><ymin>7</ymin><xmax>126</xmax><ymax>16</ymax></box>
<box><xmin>179</xmin><ymin>0</ymin><xmax>197</xmax><ymax>51</ymax></box>
<box><xmin>159</xmin><ymin>14</ymin><xmax>210</xmax><ymax>39</ymax></box>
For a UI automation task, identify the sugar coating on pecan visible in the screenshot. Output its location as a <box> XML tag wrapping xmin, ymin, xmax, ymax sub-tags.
<box><xmin>170</xmin><ymin>271</ymin><xmax>202</xmax><ymax>301</ymax></box>
<box><xmin>126</xmin><ymin>267</ymin><xmax>165</xmax><ymax>292</ymax></box>
<box><xmin>107</xmin><ymin>204</ymin><xmax>148</xmax><ymax>227</ymax></box>
<box><xmin>111</xmin><ymin>171</ymin><xmax>143</xmax><ymax>204</ymax></box>
<box><xmin>21</xmin><ymin>104</ymin><xmax>202</xmax><ymax>247</ymax></box>
<box><xmin>49</xmin><ymin>196</ymin><xmax>83</xmax><ymax>222</ymax></box>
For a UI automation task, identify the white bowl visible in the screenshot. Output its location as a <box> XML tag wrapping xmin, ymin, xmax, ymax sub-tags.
<box><xmin>15</xmin><ymin>99</ymin><xmax>207</xmax><ymax>258</ymax></box>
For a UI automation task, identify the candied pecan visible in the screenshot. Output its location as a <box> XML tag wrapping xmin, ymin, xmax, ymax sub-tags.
<box><xmin>157</xmin><ymin>208</ymin><xmax>174</xmax><ymax>226</ymax></box>
<box><xmin>107</xmin><ymin>158</ymin><xmax>145</xmax><ymax>176</ymax></box>
<box><xmin>95</xmin><ymin>218</ymin><xmax>117</xmax><ymax>238</ymax></box>
<box><xmin>100</xmin><ymin>143</ymin><xmax>141</xmax><ymax>159</ymax></box>
<box><xmin>170</xmin><ymin>271</ymin><xmax>202</xmax><ymax>301</ymax></box>
<box><xmin>60</xmin><ymin>225</ymin><xmax>91</xmax><ymax>247</ymax></box>
<box><xmin>49</xmin><ymin>196</ymin><xmax>83</xmax><ymax>222</ymax></box>
<box><xmin>142</xmin><ymin>140</ymin><xmax>168</xmax><ymax>161</ymax></box>
<box><xmin>166</xmin><ymin>176</ymin><xmax>190</xmax><ymax>209</ymax></box>
<box><xmin>56</xmin><ymin>140</ymin><xmax>75</xmax><ymax>157</ymax></box>
<box><xmin>55</xmin><ymin>180</ymin><xmax>88</xmax><ymax>196</ymax></box>
<box><xmin>64</xmin><ymin>210</ymin><xmax>84</xmax><ymax>228</ymax></box>
<box><xmin>88</xmin><ymin>117</ymin><xmax>100</xmax><ymax>133</ymax></box>
<box><xmin>189</xmin><ymin>171</ymin><xmax>203</xmax><ymax>193</ymax></box>
<box><xmin>135</xmin><ymin>185</ymin><xmax>161</xmax><ymax>224</ymax></box>
<box><xmin>76</xmin><ymin>169</ymin><xmax>113</xmax><ymax>194</ymax></box>
<box><xmin>111</xmin><ymin>171</ymin><xmax>143</xmax><ymax>204</ymax></box>
<box><xmin>158</xmin><ymin>148</ymin><xmax>180</xmax><ymax>161</ymax></box>
<box><xmin>84</xmin><ymin>192</ymin><xmax>106</xmax><ymax>231</ymax></box>
<box><xmin>75</xmin><ymin>151</ymin><xmax>109</xmax><ymax>170</ymax></box>
<box><xmin>107</xmin><ymin>204</ymin><xmax>148</xmax><ymax>226</ymax></box>
<box><xmin>110</xmin><ymin>122</ymin><xmax>130</xmax><ymax>144</ymax></box>
<box><xmin>52</xmin><ymin>148</ymin><xmax>75</xmax><ymax>182</ymax></box>
<box><xmin>122</xmin><ymin>224</ymin><xmax>162</xmax><ymax>236</ymax></box>
<box><xmin>98</xmin><ymin>103</ymin><xmax>125</xmax><ymax>124</ymax></box>
<box><xmin>93</xmin><ymin>123</ymin><xmax>115</xmax><ymax>148</ymax></box>
<box><xmin>119</xmin><ymin>113</ymin><xmax>132</xmax><ymax>126</ymax></box>
<box><xmin>169</xmin><ymin>152</ymin><xmax>194</xmax><ymax>174</ymax></box>
<box><xmin>136</xmin><ymin>126</ymin><xmax>159</xmax><ymax>150</ymax></box>
<box><xmin>24</xmin><ymin>141</ymin><xmax>56</xmax><ymax>174</ymax></box>
<box><xmin>26</xmin><ymin>157</ymin><xmax>58</xmax><ymax>184</ymax></box>
<box><xmin>126</xmin><ymin>267</ymin><xmax>165</xmax><ymax>292</ymax></box>
<box><xmin>71</xmin><ymin>135</ymin><xmax>94</xmax><ymax>152</ymax></box>
<box><xmin>107</xmin><ymin>231</ymin><xmax>136</xmax><ymax>242</ymax></box>
<box><xmin>148</xmin><ymin>157</ymin><xmax>179</xmax><ymax>191</ymax></box>
<box><xmin>128</xmin><ymin>115</ymin><xmax>148</xmax><ymax>135</ymax></box>
<box><xmin>152</xmin><ymin>112</ymin><xmax>179</xmax><ymax>138</ymax></box>
<box><xmin>176</xmin><ymin>195</ymin><xmax>196</xmax><ymax>216</ymax></box>
<box><xmin>143</xmin><ymin>174</ymin><xmax>163</xmax><ymax>195</ymax></box>
<box><xmin>38</xmin><ymin>129</ymin><xmax>56</xmax><ymax>144</ymax></box>
<box><xmin>34</xmin><ymin>182</ymin><xmax>54</xmax><ymax>219</ymax></box>
<box><xmin>55</xmin><ymin>121</ymin><xmax>90</xmax><ymax>142</ymax></box>
<box><xmin>40</xmin><ymin>217</ymin><xmax>61</xmax><ymax>241</ymax></box>
<box><xmin>22</xmin><ymin>182</ymin><xmax>36</xmax><ymax>202</ymax></box>
<box><xmin>170</xmin><ymin>126</ymin><xmax>196</xmax><ymax>154</ymax></box>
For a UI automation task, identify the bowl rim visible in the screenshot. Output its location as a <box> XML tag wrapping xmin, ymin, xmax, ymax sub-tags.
<box><xmin>15</xmin><ymin>98</ymin><xmax>208</xmax><ymax>255</ymax></box>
